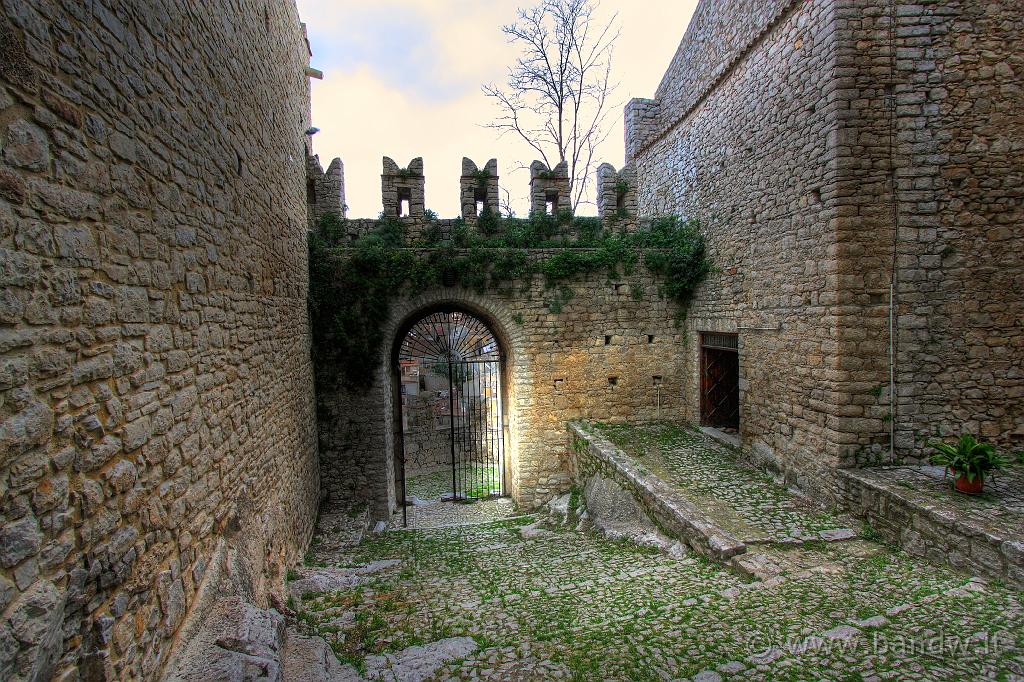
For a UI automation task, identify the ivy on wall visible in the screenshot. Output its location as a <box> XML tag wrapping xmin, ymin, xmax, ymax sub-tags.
<box><xmin>308</xmin><ymin>211</ymin><xmax>712</xmax><ymax>388</ymax></box>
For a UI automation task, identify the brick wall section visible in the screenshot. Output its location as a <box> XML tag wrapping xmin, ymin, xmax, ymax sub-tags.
<box><xmin>628</xmin><ymin>0</ymin><xmax>1023</xmax><ymax>496</ymax></box>
<box><xmin>315</xmin><ymin>236</ymin><xmax>689</xmax><ymax>518</ymax></box>
<box><xmin>0</xmin><ymin>2</ymin><xmax>319</xmax><ymax>680</ymax></box>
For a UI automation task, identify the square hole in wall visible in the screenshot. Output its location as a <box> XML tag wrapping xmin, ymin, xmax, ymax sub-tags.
<box><xmin>545</xmin><ymin>190</ymin><xmax>558</xmax><ymax>215</ymax></box>
<box><xmin>604</xmin><ymin>335</ymin><xmax>612</xmax><ymax>345</ymax></box>
<box><xmin>554</xmin><ymin>378</ymin><xmax>564</xmax><ymax>390</ymax></box>
<box><xmin>607</xmin><ymin>376</ymin><xmax>618</xmax><ymax>386</ymax></box>
<box><xmin>652</xmin><ymin>375</ymin><xmax>663</xmax><ymax>386</ymax></box>
<box><xmin>397</xmin><ymin>187</ymin><xmax>412</xmax><ymax>217</ymax></box>
<box><xmin>647</xmin><ymin>334</ymin><xmax>655</xmax><ymax>344</ymax></box>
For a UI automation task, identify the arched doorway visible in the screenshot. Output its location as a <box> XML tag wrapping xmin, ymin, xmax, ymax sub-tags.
<box><xmin>395</xmin><ymin>308</ymin><xmax>507</xmax><ymax>524</ymax></box>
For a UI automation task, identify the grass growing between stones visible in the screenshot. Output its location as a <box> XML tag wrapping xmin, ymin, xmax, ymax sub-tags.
<box><xmin>297</xmin><ymin>513</ymin><xmax>1024</xmax><ymax>680</ymax></box>
<box><xmin>594</xmin><ymin>422</ymin><xmax>848</xmax><ymax>542</ymax></box>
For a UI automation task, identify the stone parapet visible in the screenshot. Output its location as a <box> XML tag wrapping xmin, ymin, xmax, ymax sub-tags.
<box><xmin>837</xmin><ymin>467</ymin><xmax>1024</xmax><ymax>588</ymax></box>
<box><xmin>459</xmin><ymin>158</ymin><xmax>499</xmax><ymax>221</ymax></box>
<box><xmin>381</xmin><ymin>156</ymin><xmax>425</xmax><ymax>218</ymax></box>
<box><xmin>568</xmin><ymin>422</ymin><xmax>746</xmax><ymax>561</ymax></box>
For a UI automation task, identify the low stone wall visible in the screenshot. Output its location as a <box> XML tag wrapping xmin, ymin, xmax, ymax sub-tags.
<box><xmin>837</xmin><ymin>468</ymin><xmax>1024</xmax><ymax>589</ymax></box>
<box><xmin>568</xmin><ymin>422</ymin><xmax>745</xmax><ymax>561</ymax></box>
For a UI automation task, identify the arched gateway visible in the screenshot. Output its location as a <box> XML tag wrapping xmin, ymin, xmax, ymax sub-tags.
<box><xmin>394</xmin><ymin>308</ymin><xmax>508</xmax><ymax>522</ymax></box>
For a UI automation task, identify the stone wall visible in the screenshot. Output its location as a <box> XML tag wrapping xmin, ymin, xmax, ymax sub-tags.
<box><xmin>0</xmin><ymin>2</ymin><xmax>319</xmax><ymax>679</ymax></box>
<box><xmin>569</xmin><ymin>423</ymin><xmax>746</xmax><ymax>561</ymax></box>
<box><xmin>626</xmin><ymin>0</ymin><xmax>1024</xmax><ymax>497</ymax></box>
<box><xmin>306</xmin><ymin>154</ymin><xmax>345</xmax><ymax>229</ymax></box>
<box><xmin>315</xmin><ymin>230</ymin><xmax>689</xmax><ymax>518</ymax></box>
<box><xmin>628</xmin><ymin>0</ymin><xmax>863</xmax><ymax>498</ymax></box>
<box><xmin>837</xmin><ymin>468</ymin><xmax>1024</xmax><ymax>588</ymax></box>
<box><xmin>872</xmin><ymin>0</ymin><xmax>1024</xmax><ymax>456</ymax></box>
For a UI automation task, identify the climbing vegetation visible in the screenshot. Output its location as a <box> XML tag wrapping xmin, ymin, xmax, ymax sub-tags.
<box><xmin>308</xmin><ymin>211</ymin><xmax>712</xmax><ymax>388</ymax></box>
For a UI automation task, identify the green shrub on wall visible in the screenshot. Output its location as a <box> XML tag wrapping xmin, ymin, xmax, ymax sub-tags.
<box><xmin>308</xmin><ymin>211</ymin><xmax>712</xmax><ymax>388</ymax></box>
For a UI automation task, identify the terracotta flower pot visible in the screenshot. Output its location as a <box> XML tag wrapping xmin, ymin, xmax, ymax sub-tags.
<box><xmin>951</xmin><ymin>469</ymin><xmax>984</xmax><ymax>495</ymax></box>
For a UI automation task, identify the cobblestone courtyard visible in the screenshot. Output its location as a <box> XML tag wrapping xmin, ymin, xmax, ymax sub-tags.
<box><xmin>292</xmin><ymin>426</ymin><xmax>1024</xmax><ymax>681</ymax></box>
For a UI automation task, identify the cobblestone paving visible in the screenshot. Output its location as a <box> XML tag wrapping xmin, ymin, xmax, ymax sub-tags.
<box><xmin>296</xmin><ymin>513</ymin><xmax>1023</xmax><ymax>681</ymax></box>
<box><xmin>390</xmin><ymin>468</ymin><xmax>519</xmax><ymax>530</ymax></box>
<box><xmin>390</xmin><ymin>497</ymin><xmax>521</xmax><ymax>530</ymax></box>
<box><xmin>403</xmin><ymin>465</ymin><xmax>504</xmax><ymax>502</ymax></box>
<box><xmin>595</xmin><ymin>422</ymin><xmax>850</xmax><ymax>543</ymax></box>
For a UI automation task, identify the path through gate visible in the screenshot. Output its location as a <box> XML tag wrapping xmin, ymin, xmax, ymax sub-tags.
<box><xmin>398</xmin><ymin>310</ymin><xmax>506</xmax><ymax>522</ymax></box>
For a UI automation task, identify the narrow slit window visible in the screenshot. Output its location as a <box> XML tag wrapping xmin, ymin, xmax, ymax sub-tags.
<box><xmin>474</xmin><ymin>188</ymin><xmax>487</xmax><ymax>217</ymax></box>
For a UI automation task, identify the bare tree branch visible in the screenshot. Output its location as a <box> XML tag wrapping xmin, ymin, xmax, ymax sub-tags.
<box><xmin>482</xmin><ymin>0</ymin><xmax>620</xmax><ymax>212</ymax></box>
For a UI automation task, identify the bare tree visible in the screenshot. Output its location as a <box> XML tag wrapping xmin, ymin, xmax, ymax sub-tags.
<box><xmin>483</xmin><ymin>0</ymin><xmax>619</xmax><ymax>212</ymax></box>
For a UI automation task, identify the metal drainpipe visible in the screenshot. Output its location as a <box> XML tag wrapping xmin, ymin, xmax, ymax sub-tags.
<box><xmin>886</xmin><ymin>0</ymin><xmax>900</xmax><ymax>462</ymax></box>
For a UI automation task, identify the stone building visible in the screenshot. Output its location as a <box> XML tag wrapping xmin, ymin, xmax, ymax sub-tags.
<box><xmin>626</xmin><ymin>0</ymin><xmax>1024</xmax><ymax>499</ymax></box>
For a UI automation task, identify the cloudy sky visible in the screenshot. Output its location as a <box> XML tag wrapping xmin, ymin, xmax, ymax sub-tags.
<box><xmin>296</xmin><ymin>0</ymin><xmax>698</xmax><ymax>217</ymax></box>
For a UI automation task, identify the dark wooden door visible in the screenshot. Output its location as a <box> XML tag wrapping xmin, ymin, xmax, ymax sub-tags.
<box><xmin>700</xmin><ymin>334</ymin><xmax>739</xmax><ymax>430</ymax></box>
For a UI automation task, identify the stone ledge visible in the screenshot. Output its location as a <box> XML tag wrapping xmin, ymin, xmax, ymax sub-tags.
<box><xmin>837</xmin><ymin>467</ymin><xmax>1024</xmax><ymax>588</ymax></box>
<box><xmin>569</xmin><ymin>422</ymin><xmax>746</xmax><ymax>562</ymax></box>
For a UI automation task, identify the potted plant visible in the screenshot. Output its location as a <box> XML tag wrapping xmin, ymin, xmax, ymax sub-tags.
<box><xmin>927</xmin><ymin>434</ymin><xmax>1007</xmax><ymax>494</ymax></box>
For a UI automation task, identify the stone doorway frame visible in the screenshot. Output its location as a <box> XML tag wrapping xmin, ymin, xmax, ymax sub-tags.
<box><xmin>387</xmin><ymin>299</ymin><xmax>516</xmax><ymax>518</ymax></box>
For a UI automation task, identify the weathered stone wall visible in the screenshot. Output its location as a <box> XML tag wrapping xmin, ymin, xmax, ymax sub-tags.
<box><xmin>837</xmin><ymin>468</ymin><xmax>1024</xmax><ymax>588</ymax></box>
<box><xmin>0</xmin><ymin>2</ymin><xmax>318</xmax><ymax>679</ymax></box>
<box><xmin>306</xmin><ymin>154</ymin><xmax>345</xmax><ymax>228</ymax></box>
<box><xmin>628</xmin><ymin>0</ymin><xmax>862</xmax><ymax>498</ymax></box>
<box><xmin>627</xmin><ymin>0</ymin><xmax>1023</xmax><ymax>496</ymax></box>
<box><xmin>315</xmin><ymin>230</ymin><xmax>689</xmax><ymax>518</ymax></box>
<box><xmin>569</xmin><ymin>423</ymin><xmax>746</xmax><ymax>561</ymax></box>
<box><xmin>873</xmin><ymin>0</ymin><xmax>1024</xmax><ymax>456</ymax></box>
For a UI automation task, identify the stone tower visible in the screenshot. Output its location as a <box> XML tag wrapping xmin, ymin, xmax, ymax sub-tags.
<box><xmin>381</xmin><ymin>156</ymin><xmax>425</xmax><ymax>218</ymax></box>
<box><xmin>529</xmin><ymin>160</ymin><xmax>571</xmax><ymax>215</ymax></box>
<box><xmin>460</xmin><ymin>158</ymin><xmax>499</xmax><ymax>220</ymax></box>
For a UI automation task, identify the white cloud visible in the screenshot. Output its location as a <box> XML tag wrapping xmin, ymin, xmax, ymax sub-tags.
<box><xmin>299</xmin><ymin>0</ymin><xmax>698</xmax><ymax>217</ymax></box>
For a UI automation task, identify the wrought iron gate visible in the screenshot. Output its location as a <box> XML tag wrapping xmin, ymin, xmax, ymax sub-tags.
<box><xmin>398</xmin><ymin>310</ymin><xmax>506</xmax><ymax>515</ymax></box>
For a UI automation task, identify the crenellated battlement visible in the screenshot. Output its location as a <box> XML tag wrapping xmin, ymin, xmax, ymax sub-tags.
<box><xmin>306</xmin><ymin>154</ymin><xmax>639</xmax><ymax>226</ymax></box>
<box><xmin>460</xmin><ymin>157</ymin><xmax>499</xmax><ymax>220</ymax></box>
<box><xmin>382</xmin><ymin>156</ymin><xmax>425</xmax><ymax>218</ymax></box>
<box><xmin>596</xmin><ymin>163</ymin><xmax>637</xmax><ymax>220</ymax></box>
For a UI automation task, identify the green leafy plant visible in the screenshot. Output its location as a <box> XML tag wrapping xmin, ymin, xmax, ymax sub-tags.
<box><xmin>927</xmin><ymin>434</ymin><xmax>1007</xmax><ymax>483</ymax></box>
<box><xmin>471</xmin><ymin>168</ymin><xmax>491</xmax><ymax>187</ymax></box>
<box><xmin>477</xmin><ymin>205</ymin><xmax>500</xmax><ymax>235</ymax></box>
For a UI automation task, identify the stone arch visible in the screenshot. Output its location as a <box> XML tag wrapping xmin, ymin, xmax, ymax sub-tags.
<box><xmin>375</xmin><ymin>289</ymin><xmax>527</xmax><ymax>517</ymax></box>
